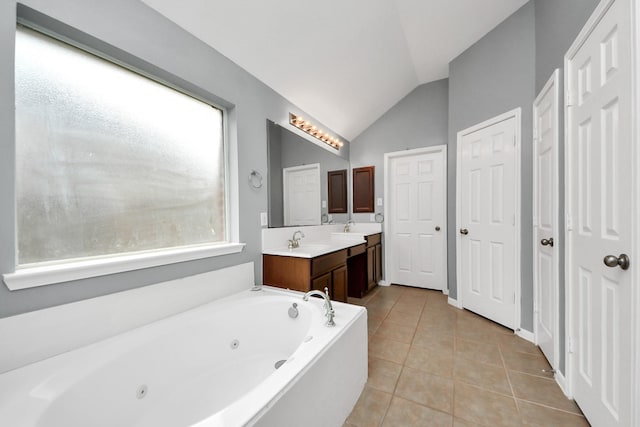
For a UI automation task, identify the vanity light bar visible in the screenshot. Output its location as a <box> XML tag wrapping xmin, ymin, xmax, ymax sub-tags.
<box><xmin>289</xmin><ymin>113</ymin><xmax>344</xmax><ymax>150</ymax></box>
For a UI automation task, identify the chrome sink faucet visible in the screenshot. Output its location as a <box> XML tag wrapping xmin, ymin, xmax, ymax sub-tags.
<box><xmin>344</xmin><ymin>219</ymin><xmax>355</xmax><ymax>232</ymax></box>
<box><xmin>288</xmin><ymin>230</ymin><xmax>305</xmax><ymax>249</ymax></box>
<box><xmin>303</xmin><ymin>287</ymin><xmax>336</xmax><ymax>327</ymax></box>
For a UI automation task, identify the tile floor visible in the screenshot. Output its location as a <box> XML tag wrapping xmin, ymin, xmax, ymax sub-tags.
<box><xmin>344</xmin><ymin>285</ymin><xmax>590</xmax><ymax>427</ymax></box>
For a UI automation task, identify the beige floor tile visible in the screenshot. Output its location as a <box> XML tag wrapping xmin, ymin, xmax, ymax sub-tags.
<box><xmin>369</xmin><ymin>335</ymin><xmax>411</xmax><ymax>364</ymax></box>
<box><xmin>498</xmin><ymin>334</ymin><xmax>541</xmax><ymax>355</ymax></box>
<box><xmin>418</xmin><ymin>314</ymin><xmax>456</xmax><ymax>335</ymax></box>
<box><xmin>518</xmin><ymin>400</ymin><xmax>589</xmax><ymax>426</ymax></box>
<box><xmin>455</xmin><ymin>326</ymin><xmax>501</xmax><ymax>345</ymax></box>
<box><xmin>501</xmin><ymin>348</ymin><xmax>553</xmax><ymax>379</ymax></box>
<box><xmin>367</xmin><ymin>315</ymin><xmax>384</xmax><ymax>335</ymax></box>
<box><xmin>395</xmin><ymin>366</ymin><xmax>454</xmax><ymax>413</ymax></box>
<box><xmin>455</xmin><ymin>338</ymin><xmax>503</xmax><ymax>367</ymax></box>
<box><xmin>508</xmin><ymin>371</ymin><xmax>582</xmax><ymax>414</ymax></box>
<box><xmin>375</xmin><ymin>320</ymin><xmax>417</xmax><ymax>344</ymax></box>
<box><xmin>346</xmin><ymin>386</ymin><xmax>393</xmax><ymax>427</ymax></box>
<box><xmin>382</xmin><ymin>396</ymin><xmax>453</xmax><ymax>427</ymax></box>
<box><xmin>453</xmin><ymin>382</ymin><xmax>521</xmax><ymax>427</ymax></box>
<box><xmin>386</xmin><ymin>308</ymin><xmax>421</xmax><ymax>327</ymax></box>
<box><xmin>404</xmin><ymin>345</ymin><xmax>454</xmax><ymax>378</ymax></box>
<box><xmin>453</xmin><ymin>357</ymin><xmax>512</xmax><ymax>396</ymax></box>
<box><xmin>368</xmin><ymin>357</ymin><xmax>403</xmax><ymax>393</ymax></box>
<box><xmin>453</xmin><ymin>417</ymin><xmax>483</xmax><ymax>427</ymax></box>
<box><xmin>366</xmin><ymin>305</ymin><xmax>392</xmax><ymax>320</ymax></box>
<box><xmin>393</xmin><ymin>300</ymin><xmax>426</xmax><ymax>314</ymax></box>
<box><xmin>412</xmin><ymin>329</ymin><xmax>454</xmax><ymax>352</ymax></box>
<box><xmin>366</xmin><ymin>298</ymin><xmax>397</xmax><ymax>311</ymax></box>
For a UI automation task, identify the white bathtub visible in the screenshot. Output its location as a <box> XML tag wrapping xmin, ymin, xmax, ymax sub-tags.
<box><xmin>0</xmin><ymin>286</ymin><xmax>367</xmax><ymax>427</ymax></box>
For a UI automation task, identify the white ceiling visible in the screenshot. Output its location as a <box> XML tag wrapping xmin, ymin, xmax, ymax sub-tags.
<box><xmin>142</xmin><ymin>0</ymin><xmax>528</xmax><ymax>141</ymax></box>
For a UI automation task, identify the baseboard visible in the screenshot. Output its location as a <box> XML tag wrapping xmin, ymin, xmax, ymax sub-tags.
<box><xmin>554</xmin><ymin>370</ymin><xmax>570</xmax><ymax>398</ymax></box>
<box><xmin>448</xmin><ymin>297</ymin><xmax>462</xmax><ymax>309</ymax></box>
<box><xmin>377</xmin><ymin>280</ymin><xmax>390</xmax><ymax>287</ymax></box>
<box><xmin>442</xmin><ymin>288</ymin><xmax>449</xmax><ymax>296</ymax></box>
<box><xmin>515</xmin><ymin>328</ymin><xmax>535</xmax><ymax>343</ymax></box>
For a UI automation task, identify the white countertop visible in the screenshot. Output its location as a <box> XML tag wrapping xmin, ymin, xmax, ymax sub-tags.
<box><xmin>261</xmin><ymin>223</ymin><xmax>382</xmax><ymax>258</ymax></box>
<box><xmin>262</xmin><ymin>238</ymin><xmax>365</xmax><ymax>258</ymax></box>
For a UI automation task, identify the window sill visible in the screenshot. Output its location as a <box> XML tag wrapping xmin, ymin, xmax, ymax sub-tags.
<box><xmin>2</xmin><ymin>243</ymin><xmax>246</xmax><ymax>290</ymax></box>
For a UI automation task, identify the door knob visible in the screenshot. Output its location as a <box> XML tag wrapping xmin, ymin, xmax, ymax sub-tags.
<box><xmin>435</xmin><ymin>226</ymin><xmax>441</xmax><ymax>231</ymax></box>
<box><xmin>603</xmin><ymin>254</ymin><xmax>630</xmax><ymax>270</ymax></box>
<box><xmin>541</xmin><ymin>238</ymin><xmax>554</xmax><ymax>247</ymax></box>
<box><xmin>460</xmin><ymin>228</ymin><xmax>469</xmax><ymax>235</ymax></box>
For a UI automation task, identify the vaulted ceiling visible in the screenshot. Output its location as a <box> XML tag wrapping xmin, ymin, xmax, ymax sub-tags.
<box><xmin>142</xmin><ymin>0</ymin><xmax>528</xmax><ymax>141</ymax></box>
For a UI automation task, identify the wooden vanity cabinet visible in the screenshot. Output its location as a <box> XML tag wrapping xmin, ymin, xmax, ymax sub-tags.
<box><xmin>263</xmin><ymin>249</ymin><xmax>348</xmax><ymax>302</ymax></box>
<box><xmin>366</xmin><ymin>233</ymin><xmax>382</xmax><ymax>292</ymax></box>
<box><xmin>347</xmin><ymin>233</ymin><xmax>383</xmax><ymax>298</ymax></box>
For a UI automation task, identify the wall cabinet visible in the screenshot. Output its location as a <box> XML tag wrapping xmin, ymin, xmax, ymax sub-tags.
<box><xmin>263</xmin><ymin>249</ymin><xmax>348</xmax><ymax>302</ymax></box>
<box><xmin>352</xmin><ymin>166</ymin><xmax>375</xmax><ymax>213</ymax></box>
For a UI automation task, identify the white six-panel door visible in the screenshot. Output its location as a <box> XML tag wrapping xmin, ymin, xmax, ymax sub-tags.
<box><xmin>533</xmin><ymin>69</ymin><xmax>560</xmax><ymax>371</ymax></box>
<box><xmin>385</xmin><ymin>146</ymin><xmax>446</xmax><ymax>289</ymax></box>
<box><xmin>457</xmin><ymin>112</ymin><xmax>519</xmax><ymax>329</ymax></box>
<box><xmin>283</xmin><ymin>163</ymin><xmax>321</xmax><ymax>226</ymax></box>
<box><xmin>565</xmin><ymin>0</ymin><xmax>634</xmax><ymax>425</ymax></box>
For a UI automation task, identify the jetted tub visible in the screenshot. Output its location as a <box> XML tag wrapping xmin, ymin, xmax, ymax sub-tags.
<box><xmin>0</xmin><ymin>287</ymin><xmax>367</xmax><ymax>427</ymax></box>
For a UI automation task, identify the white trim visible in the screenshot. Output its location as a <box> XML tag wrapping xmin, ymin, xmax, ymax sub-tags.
<box><xmin>442</xmin><ymin>288</ymin><xmax>449</xmax><ymax>296</ymax></box>
<box><xmin>532</xmin><ymin>69</ymin><xmax>561</xmax><ymax>370</ymax></box>
<box><xmin>282</xmin><ymin>163</ymin><xmax>321</xmax><ymax>226</ymax></box>
<box><xmin>516</xmin><ymin>328</ymin><xmax>535</xmax><ymax>344</ymax></box>
<box><xmin>383</xmin><ymin>145</ymin><xmax>448</xmax><ymax>290</ymax></box>
<box><xmin>455</xmin><ymin>108</ymin><xmax>522</xmax><ymax>331</ymax></box>
<box><xmin>555</xmin><ymin>370</ymin><xmax>570</xmax><ymax>398</ymax></box>
<box><xmin>3</xmin><ymin>243</ymin><xmax>245</xmax><ymax>290</ymax></box>
<box><xmin>448</xmin><ymin>297</ymin><xmax>462</xmax><ymax>309</ymax></box>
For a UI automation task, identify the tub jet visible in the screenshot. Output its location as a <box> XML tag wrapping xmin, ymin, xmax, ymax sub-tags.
<box><xmin>274</xmin><ymin>360</ymin><xmax>286</xmax><ymax>369</ymax></box>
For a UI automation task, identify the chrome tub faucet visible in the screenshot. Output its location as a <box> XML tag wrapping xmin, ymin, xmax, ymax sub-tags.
<box><xmin>303</xmin><ymin>287</ymin><xmax>336</xmax><ymax>327</ymax></box>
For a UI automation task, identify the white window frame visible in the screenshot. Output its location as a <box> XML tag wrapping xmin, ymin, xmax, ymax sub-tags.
<box><xmin>3</xmin><ymin>23</ymin><xmax>243</xmax><ymax>291</ymax></box>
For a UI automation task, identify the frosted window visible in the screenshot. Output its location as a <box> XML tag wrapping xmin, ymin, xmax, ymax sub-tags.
<box><xmin>15</xmin><ymin>27</ymin><xmax>226</xmax><ymax>266</ymax></box>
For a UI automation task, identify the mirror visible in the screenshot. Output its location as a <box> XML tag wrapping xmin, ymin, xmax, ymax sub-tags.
<box><xmin>267</xmin><ymin>120</ymin><xmax>349</xmax><ymax>227</ymax></box>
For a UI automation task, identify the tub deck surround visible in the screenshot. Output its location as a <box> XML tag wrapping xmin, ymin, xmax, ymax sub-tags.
<box><xmin>0</xmin><ymin>286</ymin><xmax>368</xmax><ymax>427</ymax></box>
<box><xmin>0</xmin><ymin>263</ymin><xmax>255</xmax><ymax>375</ymax></box>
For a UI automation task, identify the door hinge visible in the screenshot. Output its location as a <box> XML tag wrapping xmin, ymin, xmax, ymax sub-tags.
<box><xmin>568</xmin><ymin>337</ymin><xmax>575</xmax><ymax>354</ymax></box>
<box><xmin>513</xmin><ymin>135</ymin><xmax>516</xmax><ymax>146</ymax></box>
<box><xmin>512</xmin><ymin>214</ymin><xmax>516</xmax><ymax>226</ymax></box>
<box><xmin>566</xmin><ymin>90</ymin><xmax>574</xmax><ymax>107</ymax></box>
<box><xmin>513</xmin><ymin>293</ymin><xmax>516</xmax><ymax>304</ymax></box>
<box><xmin>566</xmin><ymin>213</ymin><xmax>573</xmax><ymax>231</ymax></box>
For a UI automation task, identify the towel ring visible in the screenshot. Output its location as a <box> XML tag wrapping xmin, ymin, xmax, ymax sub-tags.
<box><xmin>375</xmin><ymin>213</ymin><xmax>384</xmax><ymax>223</ymax></box>
<box><xmin>249</xmin><ymin>170</ymin><xmax>263</xmax><ymax>189</ymax></box>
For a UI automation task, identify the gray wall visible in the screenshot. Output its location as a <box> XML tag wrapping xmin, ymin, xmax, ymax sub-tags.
<box><xmin>0</xmin><ymin>0</ymin><xmax>348</xmax><ymax>318</ymax></box>
<box><xmin>534</xmin><ymin>0</ymin><xmax>599</xmax><ymax>374</ymax></box>
<box><xmin>448</xmin><ymin>2</ymin><xmax>536</xmax><ymax>331</ymax></box>
<box><xmin>350</xmin><ymin>79</ymin><xmax>449</xmax><ymax>223</ymax></box>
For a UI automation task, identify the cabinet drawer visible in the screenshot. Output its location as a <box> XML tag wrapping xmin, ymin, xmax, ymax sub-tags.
<box><xmin>312</xmin><ymin>249</ymin><xmax>347</xmax><ymax>277</ymax></box>
<box><xmin>366</xmin><ymin>233</ymin><xmax>381</xmax><ymax>247</ymax></box>
<box><xmin>348</xmin><ymin>243</ymin><xmax>366</xmax><ymax>257</ymax></box>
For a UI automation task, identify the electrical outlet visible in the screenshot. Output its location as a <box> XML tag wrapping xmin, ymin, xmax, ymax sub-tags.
<box><xmin>377</xmin><ymin>197</ymin><xmax>383</xmax><ymax>206</ymax></box>
<box><xmin>322</xmin><ymin>200</ymin><xmax>327</xmax><ymax>208</ymax></box>
<box><xmin>370</xmin><ymin>214</ymin><xmax>375</xmax><ymax>221</ymax></box>
<box><xmin>328</xmin><ymin>214</ymin><xmax>333</xmax><ymax>221</ymax></box>
<box><xmin>260</xmin><ymin>212</ymin><xmax>268</xmax><ymax>226</ymax></box>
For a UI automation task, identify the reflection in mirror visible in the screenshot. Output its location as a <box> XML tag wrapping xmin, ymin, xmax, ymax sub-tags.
<box><xmin>328</xmin><ymin>169</ymin><xmax>348</xmax><ymax>214</ymax></box>
<box><xmin>267</xmin><ymin>120</ymin><xmax>349</xmax><ymax>227</ymax></box>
